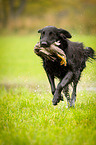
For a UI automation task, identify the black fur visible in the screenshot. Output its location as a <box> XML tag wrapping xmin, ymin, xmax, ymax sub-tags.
<box><xmin>37</xmin><ymin>26</ymin><xmax>95</xmax><ymax>107</ymax></box>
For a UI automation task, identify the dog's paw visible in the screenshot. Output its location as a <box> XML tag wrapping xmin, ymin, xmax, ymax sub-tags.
<box><xmin>69</xmin><ymin>99</ymin><xmax>75</xmax><ymax>108</ymax></box>
<box><xmin>52</xmin><ymin>93</ymin><xmax>62</xmax><ymax>105</ymax></box>
<box><xmin>60</xmin><ymin>94</ymin><xmax>64</xmax><ymax>101</ymax></box>
<box><xmin>52</xmin><ymin>97</ymin><xmax>60</xmax><ymax>105</ymax></box>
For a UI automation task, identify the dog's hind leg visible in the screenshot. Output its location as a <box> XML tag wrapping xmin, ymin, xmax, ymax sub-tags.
<box><xmin>70</xmin><ymin>83</ymin><xmax>77</xmax><ymax>107</ymax></box>
<box><xmin>63</xmin><ymin>85</ymin><xmax>70</xmax><ymax>107</ymax></box>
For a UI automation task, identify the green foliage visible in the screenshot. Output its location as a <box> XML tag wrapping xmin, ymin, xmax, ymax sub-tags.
<box><xmin>0</xmin><ymin>0</ymin><xmax>96</xmax><ymax>34</ymax></box>
<box><xmin>0</xmin><ymin>34</ymin><xmax>96</xmax><ymax>145</ymax></box>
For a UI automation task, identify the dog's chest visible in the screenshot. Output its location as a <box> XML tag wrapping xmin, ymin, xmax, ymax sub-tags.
<box><xmin>43</xmin><ymin>60</ymin><xmax>67</xmax><ymax>79</ymax></box>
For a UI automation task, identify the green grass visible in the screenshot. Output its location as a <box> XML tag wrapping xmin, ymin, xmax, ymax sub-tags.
<box><xmin>0</xmin><ymin>34</ymin><xmax>45</xmax><ymax>83</ymax></box>
<box><xmin>0</xmin><ymin>34</ymin><xmax>96</xmax><ymax>145</ymax></box>
<box><xmin>0</xmin><ymin>87</ymin><xmax>96</xmax><ymax>145</ymax></box>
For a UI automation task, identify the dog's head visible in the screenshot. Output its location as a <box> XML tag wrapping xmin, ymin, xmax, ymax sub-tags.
<box><xmin>38</xmin><ymin>26</ymin><xmax>72</xmax><ymax>47</ymax></box>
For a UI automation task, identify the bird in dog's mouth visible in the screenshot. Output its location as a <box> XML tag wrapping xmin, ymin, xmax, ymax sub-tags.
<box><xmin>34</xmin><ymin>41</ymin><xmax>67</xmax><ymax>66</ymax></box>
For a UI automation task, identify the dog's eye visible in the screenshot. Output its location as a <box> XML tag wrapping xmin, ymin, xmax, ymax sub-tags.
<box><xmin>42</xmin><ymin>31</ymin><xmax>45</xmax><ymax>36</ymax></box>
<box><xmin>49</xmin><ymin>32</ymin><xmax>53</xmax><ymax>36</ymax></box>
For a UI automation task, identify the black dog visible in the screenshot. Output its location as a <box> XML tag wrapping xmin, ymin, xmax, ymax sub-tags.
<box><xmin>36</xmin><ymin>26</ymin><xmax>95</xmax><ymax>107</ymax></box>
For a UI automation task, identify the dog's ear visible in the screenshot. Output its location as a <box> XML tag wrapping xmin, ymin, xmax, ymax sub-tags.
<box><xmin>38</xmin><ymin>29</ymin><xmax>42</xmax><ymax>33</ymax></box>
<box><xmin>58</xmin><ymin>28</ymin><xmax>72</xmax><ymax>38</ymax></box>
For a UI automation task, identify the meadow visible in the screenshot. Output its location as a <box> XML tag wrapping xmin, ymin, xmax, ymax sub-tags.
<box><xmin>0</xmin><ymin>34</ymin><xmax>96</xmax><ymax>145</ymax></box>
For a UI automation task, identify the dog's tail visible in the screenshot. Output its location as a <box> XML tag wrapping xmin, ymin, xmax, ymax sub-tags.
<box><xmin>85</xmin><ymin>47</ymin><xmax>96</xmax><ymax>61</ymax></box>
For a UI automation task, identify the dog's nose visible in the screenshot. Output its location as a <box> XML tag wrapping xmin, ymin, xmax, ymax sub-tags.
<box><xmin>41</xmin><ymin>41</ymin><xmax>48</xmax><ymax>47</ymax></box>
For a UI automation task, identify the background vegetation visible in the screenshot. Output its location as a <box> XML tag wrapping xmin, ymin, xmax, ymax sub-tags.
<box><xmin>0</xmin><ymin>0</ymin><xmax>96</xmax><ymax>145</ymax></box>
<box><xmin>0</xmin><ymin>0</ymin><xmax>96</xmax><ymax>34</ymax></box>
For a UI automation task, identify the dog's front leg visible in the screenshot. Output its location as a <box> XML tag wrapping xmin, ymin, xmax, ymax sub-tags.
<box><xmin>47</xmin><ymin>73</ymin><xmax>64</xmax><ymax>101</ymax></box>
<box><xmin>46</xmin><ymin>73</ymin><xmax>56</xmax><ymax>95</ymax></box>
<box><xmin>52</xmin><ymin>71</ymin><xmax>73</xmax><ymax>105</ymax></box>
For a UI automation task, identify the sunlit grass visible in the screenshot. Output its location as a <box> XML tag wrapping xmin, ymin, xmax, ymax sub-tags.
<box><xmin>0</xmin><ymin>87</ymin><xmax>96</xmax><ymax>145</ymax></box>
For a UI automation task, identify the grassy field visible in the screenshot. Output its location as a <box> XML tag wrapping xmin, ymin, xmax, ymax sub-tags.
<box><xmin>0</xmin><ymin>34</ymin><xmax>96</xmax><ymax>145</ymax></box>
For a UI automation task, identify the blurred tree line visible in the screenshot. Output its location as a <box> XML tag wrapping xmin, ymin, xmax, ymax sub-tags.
<box><xmin>0</xmin><ymin>0</ymin><xmax>96</xmax><ymax>34</ymax></box>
